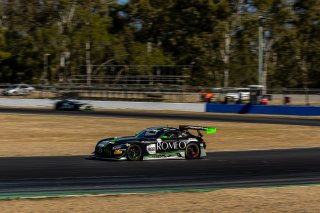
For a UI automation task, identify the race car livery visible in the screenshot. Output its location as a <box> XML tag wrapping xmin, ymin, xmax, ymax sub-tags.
<box><xmin>90</xmin><ymin>125</ymin><xmax>216</xmax><ymax>161</ymax></box>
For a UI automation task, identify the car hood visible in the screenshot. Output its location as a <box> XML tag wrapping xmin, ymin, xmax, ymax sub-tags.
<box><xmin>98</xmin><ymin>136</ymin><xmax>152</xmax><ymax>146</ymax></box>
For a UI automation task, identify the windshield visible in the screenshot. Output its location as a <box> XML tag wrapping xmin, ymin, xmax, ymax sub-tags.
<box><xmin>136</xmin><ymin>129</ymin><xmax>162</xmax><ymax>139</ymax></box>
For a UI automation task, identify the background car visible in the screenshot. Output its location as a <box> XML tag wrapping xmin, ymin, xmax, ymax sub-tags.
<box><xmin>223</xmin><ymin>88</ymin><xmax>250</xmax><ymax>104</ymax></box>
<box><xmin>54</xmin><ymin>99</ymin><xmax>93</xmax><ymax>111</ymax></box>
<box><xmin>91</xmin><ymin>125</ymin><xmax>217</xmax><ymax>161</ymax></box>
<box><xmin>2</xmin><ymin>84</ymin><xmax>35</xmax><ymax>96</ymax></box>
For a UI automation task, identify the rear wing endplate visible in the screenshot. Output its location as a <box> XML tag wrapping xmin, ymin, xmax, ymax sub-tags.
<box><xmin>179</xmin><ymin>125</ymin><xmax>217</xmax><ymax>134</ymax></box>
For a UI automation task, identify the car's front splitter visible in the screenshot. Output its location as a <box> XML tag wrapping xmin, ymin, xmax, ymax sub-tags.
<box><xmin>88</xmin><ymin>154</ymin><xmax>127</xmax><ymax>161</ymax></box>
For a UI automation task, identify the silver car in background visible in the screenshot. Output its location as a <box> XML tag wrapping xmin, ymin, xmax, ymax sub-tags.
<box><xmin>2</xmin><ymin>84</ymin><xmax>35</xmax><ymax>96</ymax></box>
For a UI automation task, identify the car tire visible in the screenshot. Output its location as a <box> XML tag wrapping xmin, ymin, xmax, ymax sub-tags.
<box><xmin>185</xmin><ymin>143</ymin><xmax>200</xmax><ymax>160</ymax></box>
<box><xmin>126</xmin><ymin>144</ymin><xmax>143</xmax><ymax>161</ymax></box>
<box><xmin>55</xmin><ymin>103</ymin><xmax>61</xmax><ymax>110</ymax></box>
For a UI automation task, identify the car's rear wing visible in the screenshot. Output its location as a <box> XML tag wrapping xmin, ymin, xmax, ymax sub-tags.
<box><xmin>179</xmin><ymin>125</ymin><xmax>217</xmax><ymax>134</ymax></box>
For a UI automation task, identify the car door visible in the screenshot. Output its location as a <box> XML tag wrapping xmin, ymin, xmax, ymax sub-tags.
<box><xmin>61</xmin><ymin>101</ymin><xmax>74</xmax><ymax>110</ymax></box>
<box><xmin>156</xmin><ymin>130</ymin><xmax>186</xmax><ymax>153</ymax></box>
<box><xmin>20</xmin><ymin>85</ymin><xmax>29</xmax><ymax>95</ymax></box>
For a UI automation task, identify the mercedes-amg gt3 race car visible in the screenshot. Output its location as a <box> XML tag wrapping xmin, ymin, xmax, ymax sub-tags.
<box><xmin>90</xmin><ymin>125</ymin><xmax>216</xmax><ymax>161</ymax></box>
<box><xmin>54</xmin><ymin>99</ymin><xmax>93</xmax><ymax>111</ymax></box>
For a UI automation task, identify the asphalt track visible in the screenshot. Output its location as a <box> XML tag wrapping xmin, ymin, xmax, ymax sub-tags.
<box><xmin>0</xmin><ymin>108</ymin><xmax>319</xmax><ymax>198</ymax></box>
<box><xmin>1</xmin><ymin>148</ymin><xmax>320</xmax><ymax>198</ymax></box>
<box><xmin>0</xmin><ymin>107</ymin><xmax>320</xmax><ymax>126</ymax></box>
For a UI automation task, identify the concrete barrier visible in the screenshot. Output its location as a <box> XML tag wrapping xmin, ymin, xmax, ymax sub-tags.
<box><xmin>0</xmin><ymin>98</ymin><xmax>54</xmax><ymax>108</ymax></box>
<box><xmin>206</xmin><ymin>104</ymin><xmax>320</xmax><ymax>116</ymax></box>
<box><xmin>1</xmin><ymin>98</ymin><xmax>319</xmax><ymax>115</ymax></box>
<box><xmin>0</xmin><ymin>98</ymin><xmax>205</xmax><ymax>112</ymax></box>
<box><xmin>86</xmin><ymin>100</ymin><xmax>205</xmax><ymax>112</ymax></box>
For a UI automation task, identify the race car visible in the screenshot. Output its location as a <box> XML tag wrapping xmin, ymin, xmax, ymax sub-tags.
<box><xmin>54</xmin><ymin>99</ymin><xmax>93</xmax><ymax>111</ymax></box>
<box><xmin>90</xmin><ymin>125</ymin><xmax>216</xmax><ymax>161</ymax></box>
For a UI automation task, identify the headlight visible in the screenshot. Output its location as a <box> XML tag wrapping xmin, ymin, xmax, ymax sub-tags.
<box><xmin>98</xmin><ymin>143</ymin><xmax>106</xmax><ymax>147</ymax></box>
<box><xmin>97</xmin><ymin>141</ymin><xmax>109</xmax><ymax>147</ymax></box>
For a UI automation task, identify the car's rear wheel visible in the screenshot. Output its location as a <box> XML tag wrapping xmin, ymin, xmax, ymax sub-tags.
<box><xmin>185</xmin><ymin>143</ymin><xmax>200</xmax><ymax>160</ymax></box>
<box><xmin>127</xmin><ymin>145</ymin><xmax>143</xmax><ymax>161</ymax></box>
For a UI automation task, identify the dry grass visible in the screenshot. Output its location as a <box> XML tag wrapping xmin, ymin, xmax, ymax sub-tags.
<box><xmin>1</xmin><ymin>185</ymin><xmax>320</xmax><ymax>213</ymax></box>
<box><xmin>0</xmin><ymin>113</ymin><xmax>319</xmax><ymax>157</ymax></box>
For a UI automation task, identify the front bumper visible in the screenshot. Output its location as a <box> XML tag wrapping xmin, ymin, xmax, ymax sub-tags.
<box><xmin>79</xmin><ymin>105</ymin><xmax>93</xmax><ymax>111</ymax></box>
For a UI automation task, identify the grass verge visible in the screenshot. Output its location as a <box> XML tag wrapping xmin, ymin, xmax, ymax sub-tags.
<box><xmin>1</xmin><ymin>185</ymin><xmax>320</xmax><ymax>213</ymax></box>
<box><xmin>0</xmin><ymin>113</ymin><xmax>319</xmax><ymax>157</ymax></box>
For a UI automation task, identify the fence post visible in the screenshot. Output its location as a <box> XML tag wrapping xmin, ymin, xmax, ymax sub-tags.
<box><xmin>305</xmin><ymin>88</ymin><xmax>310</xmax><ymax>106</ymax></box>
<box><xmin>282</xmin><ymin>88</ymin><xmax>286</xmax><ymax>105</ymax></box>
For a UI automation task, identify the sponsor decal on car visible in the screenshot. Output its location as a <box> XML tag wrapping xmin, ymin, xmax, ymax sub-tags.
<box><xmin>147</xmin><ymin>154</ymin><xmax>167</xmax><ymax>158</ymax></box>
<box><xmin>156</xmin><ymin>141</ymin><xmax>187</xmax><ymax>151</ymax></box>
<box><xmin>146</xmin><ymin>144</ymin><xmax>156</xmax><ymax>154</ymax></box>
<box><xmin>114</xmin><ymin>150</ymin><xmax>123</xmax><ymax>155</ymax></box>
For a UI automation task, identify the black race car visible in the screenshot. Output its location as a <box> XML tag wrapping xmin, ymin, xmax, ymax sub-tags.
<box><xmin>90</xmin><ymin>125</ymin><xmax>217</xmax><ymax>161</ymax></box>
<box><xmin>54</xmin><ymin>99</ymin><xmax>93</xmax><ymax>111</ymax></box>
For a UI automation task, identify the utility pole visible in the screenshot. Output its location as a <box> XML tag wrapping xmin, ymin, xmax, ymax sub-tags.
<box><xmin>86</xmin><ymin>41</ymin><xmax>92</xmax><ymax>86</ymax></box>
<box><xmin>223</xmin><ymin>31</ymin><xmax>230</xmax><ymax>88</ymax></box>
<box><xmin>43</xmin><ymin>53</ymin><xmax>50</xmax><ymax>85</ymax></box>
<box><xmin>222</xmin><ymin>28</ymin><xmax>230</xmax><ymax>88</ymax></box>
<box><xmin>258</xmin><ymin>16</ymin><xmax>265</xmax><ymax>92</ymax></box>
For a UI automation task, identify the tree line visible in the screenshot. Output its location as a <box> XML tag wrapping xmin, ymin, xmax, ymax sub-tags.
<box><xmin>0</xmin><ymin>0</ymin><xmax>319</xmax><ymax>88</ymax></box>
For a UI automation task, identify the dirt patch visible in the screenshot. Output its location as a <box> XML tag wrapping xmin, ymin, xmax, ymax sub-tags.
<box><xmin>0</xmin><ymin>114</ymin><xmax>319</xmax><ymax>157</ymax></box>
<box><xmin>1</xmin><ymin>186</ymin><xmax>320</xmax><ymax>213</ymax></box>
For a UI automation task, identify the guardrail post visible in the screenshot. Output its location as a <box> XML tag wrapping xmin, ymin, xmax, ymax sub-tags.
<box><xmin>305</xmin><ymin>88</ymin><xmax>310</xmax><ymax>106</ymax></box>
<box><xmin>282</xmin><ymin>88</ymin><xmax>286</xmax><ymax>105</ymax></box>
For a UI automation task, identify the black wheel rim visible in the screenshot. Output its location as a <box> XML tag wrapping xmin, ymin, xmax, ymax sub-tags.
<box><xmin>128</xmin><ymin>146</ymin><xmax>141</xmax><ymax>160</ymax></box>
<box><xmin>187</xmin><ymin>145</ymin><xmax>199</xmax><ymax>158</ymax></box>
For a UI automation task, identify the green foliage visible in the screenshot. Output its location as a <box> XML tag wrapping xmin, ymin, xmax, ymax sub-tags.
<box><xmin>0</xmin><ymin>28</ymin><xmax>11</xmax><ymax>60</ymax></box>
<box><xmin>0</xmin><ymin>0</ymin><xmax>319</xmax><ymax>87</ymax></box>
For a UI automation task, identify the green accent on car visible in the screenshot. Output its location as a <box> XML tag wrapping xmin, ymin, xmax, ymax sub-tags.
<box><xmin>144</xmin><ymin>151</ymin><xmax>183</xmax><ymax>157</ymax></box>
<box><xmin>112</xmin><ymin>138</ymin><xmax>119</xmax><ymax>142</ymax></box>
<box><xmin>206</xmin><ymin>127</ymin><xmax>217</xmax><ymax>134</ymax></box>
<box><xmin>161</xmin><ymin>135</ymin><xmax>168</xmax><ymax>139</ymax></box>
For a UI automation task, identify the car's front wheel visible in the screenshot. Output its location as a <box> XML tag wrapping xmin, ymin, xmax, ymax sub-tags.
<box><xmin>126</xmin><ymin>144</ymin><xmax>143</xmax><ymax>161</ymax></box>
<box><xmin>185</xmin><ymin>143</ymin><xmax>200</xmax><ymax>160</ymax></box>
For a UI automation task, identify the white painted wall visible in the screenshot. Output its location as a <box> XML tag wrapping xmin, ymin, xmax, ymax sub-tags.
<box><xmin>0</xmin><ymin>98</ymin><xmax>205</xmax><ymax>112</ymax></box>
<box><xmin>0</xmin><ymin>98</ymin><xmax>54</xmax><ymax>107</ymax></box>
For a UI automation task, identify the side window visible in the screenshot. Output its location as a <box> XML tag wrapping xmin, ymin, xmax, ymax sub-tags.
<box><xmin>144</xmin><ymin>130</ymin><xmax>159</xmax><ymax>137</ymax></box>
<box><xmin>178</xmin><ymin>130</ymin><xmax>189</xmax><ymax>138</ymax></box>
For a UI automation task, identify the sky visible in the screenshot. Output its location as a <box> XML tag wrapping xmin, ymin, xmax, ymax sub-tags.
<box><xmin>118</xmin><ymin>0</ymin><xmax>129</xmax><ymax>5</ymax></box>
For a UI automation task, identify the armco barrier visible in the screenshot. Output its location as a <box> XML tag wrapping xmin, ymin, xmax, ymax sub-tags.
<box><xmin>206</xmin><ymin>104</ymin><xmax>320</xmax><ymax>116</ymax></box>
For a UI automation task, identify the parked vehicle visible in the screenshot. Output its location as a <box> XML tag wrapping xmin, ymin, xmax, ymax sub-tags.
<box><xmin>200</xmin><ymin>88</ymin><xmax>250</xmax><ymax>104</ymax></box>
<box><xmin>2</xmin><ymin>84</ymin><xmax>35</xmax><ymax>96</ymax></box>
<box><xmin>222</xmin><ymin>88</ymin><xmax>250</xmax><ymax>104</ymax></box>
